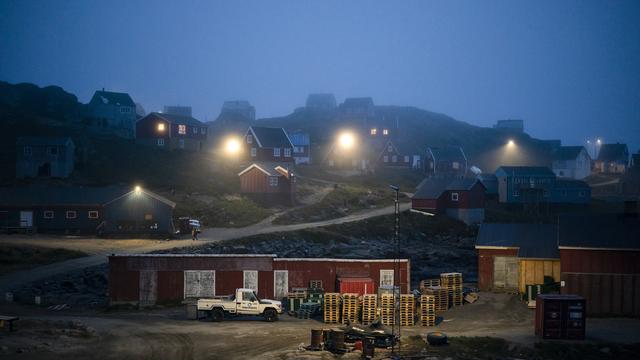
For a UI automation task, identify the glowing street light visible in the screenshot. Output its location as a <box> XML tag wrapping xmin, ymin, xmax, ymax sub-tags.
<box><xmin>507</xmin><ymin>139</ymin><xmax>515</xmax><ymax>147</ymax></box>
<box><xmin>338</xmin><ymin>132</ymin><xmax>356</xmax><ymax>150</ymax></box>
<box><xmin>134</xmin><ymin>185</ymin><xmax>141</xmax><ymax>193</ymax></box>
<box><xmin>596</xmin><ymin>138</ymin><xmax>602</xmax><ymax>145</ymax></box>
<box><xmin>224</xmin><ymin>137</ymin><xmax>242</xmax><ymax>155</ymax></box>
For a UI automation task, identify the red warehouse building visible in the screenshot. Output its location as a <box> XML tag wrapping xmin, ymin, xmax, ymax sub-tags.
<box><xmin>108</xmin><ymin>254</ymin><xmax>410</xmax><ymax>306</ymax></box>
<box><xmin>238</xmin><ymin>163</ymin><xmax>296</xmax><ymax>201</ymax></box>
<box><xmin>412</xmin><ymin>177</ymin><xmax>486</xmax><ymax>224</ymax></box>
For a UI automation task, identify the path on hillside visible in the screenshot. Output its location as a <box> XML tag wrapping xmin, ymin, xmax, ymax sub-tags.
<box><xmin>0</xmin><ymin>203</ymin><xmax>410</xmax><ymax>295</ymax></box>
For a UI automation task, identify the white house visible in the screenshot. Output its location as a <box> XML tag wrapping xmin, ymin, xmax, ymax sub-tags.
<box><xmin>552</xmin><ymin>146</ymin><xmax>591</xmax><ymax>180</ymax></box>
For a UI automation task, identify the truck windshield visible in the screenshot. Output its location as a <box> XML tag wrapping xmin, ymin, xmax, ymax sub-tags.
<box><xmin>242</xmin><ymin>291</ymin><xmax>257</xmax><ymax>302</ymax></box>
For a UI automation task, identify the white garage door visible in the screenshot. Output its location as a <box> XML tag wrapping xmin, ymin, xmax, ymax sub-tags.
<box><xmin>243</xmin><ymin>270</ymin><xmax>258</xmax><ymax>292</ymax></box>
<box><xmin>184</xmin><ymin>270</ymin><xmax>215</xmax><ymax>298</ymax></box>
<box><xmin>493</xmin><ymin>256</ymin><xmax>519</xmax><ymax>290</ymax></box>
<box><xmin>273</xmin><ymin>270</ymin><xmax>288</xmax><ymax>299</ymax></box>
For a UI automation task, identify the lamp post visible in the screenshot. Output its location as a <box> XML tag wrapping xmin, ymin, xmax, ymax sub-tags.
<box><xmin>389</xmin><ymin>184</ymin><xmax>400</xmax><ymax>354</ymax></box>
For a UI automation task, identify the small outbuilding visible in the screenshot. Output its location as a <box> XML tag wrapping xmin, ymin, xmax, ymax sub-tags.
<box><xmin>238</xmin><ymin>162</ymin><xmax>296</xmax><ymax>203</ymax></box>
<box><xmin>412</xmin><ymin>177</ymin><xmax>485</xmax><ymax>224</ymax></box>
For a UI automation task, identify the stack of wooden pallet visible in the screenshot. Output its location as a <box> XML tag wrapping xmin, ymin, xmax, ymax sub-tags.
<box><xmin>420</xmin><ymin>294</ymin><xmax>436</xmax><ymax>326</ymax></box>
<box><xmin>420</xmin><ymin>278</ymin><xmax>441</xmax><ymax>289</ymax></box>
<box><xmin>422</xmin><ymin>286</ymin><xmax>449</xmax><ymax>312</ymax></box>
<box><xmin>380</xmin><ymin>294</ymin><xmax>395</xmax><ymax>326</ymax></box>
<box><xmin>361</xmin><ymin>294</ymin><xmax>377</xmax><ymax>325</ymax></box>
<box><xmin>287</xmin><ymin>291</ymin><xmax>307</xmax><ymax>312</ymax></box>
<box><xmin>341</xmin><ymin>293</ymin><xmax>359</xmax><ymax>324</ymax></box>
<box><xmin>323</xmin><ymin>293</ymin><xmax>341</xmax><ymax>324</ymax></box>
<box><xmin>441</xmin><ymin>272</ymin><xmax>463</xmax><ymax>307</ymax></box>
<box><xmin>399</xmin><ymin>294</ymin><xmax>415</xmax><ymax>326</ymax></box>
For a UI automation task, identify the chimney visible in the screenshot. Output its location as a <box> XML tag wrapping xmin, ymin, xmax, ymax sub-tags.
<box><xmin>623</xmin><ymin>200</ymin><xmax>638</xmax><ymax>217</ymax></box>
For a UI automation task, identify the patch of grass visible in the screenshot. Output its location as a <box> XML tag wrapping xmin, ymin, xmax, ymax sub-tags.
<box><xmin>273</xmin><ymin>184</ymin><xmax>406</xmax><ymax>224</ymax></box>
<box><xmin>0</xmin><ymin>245</ymin><xmax>87</xmax><ymax>275</ymax></box>
<box><xmin>171</xmin><ymin>193</ymin><xmax>272</xmax><ymax>227</ymax></box>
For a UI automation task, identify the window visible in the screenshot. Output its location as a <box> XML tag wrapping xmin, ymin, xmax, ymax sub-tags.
<box><xmin>383</xmin><ymin>129</ymin><xmax>389</xmax><ymax>135</ymax></box>
<box><xmin>48</xmin><ymin>147</ymin><xmax>58</xmax><ymax>157</ymax></box>
<box><xmin>380</xmin><ymin>269</ymin><xmax>394</xmax><ymax>286</ymax></box>
<box><xmin>157</xmin><ymin>138</ymin><xmax>165</xmax><ymax>146</ymax></box>
<box><xmin>157</xmin><ymin>123</ymin><xmax>165</xmax><ymax>131</ymax></box>
<box><xmin>119</xmin><ymin>106</ymin><xmax>131</xmax><ymax>114</ymax></box>
<box><xmin>284</xmin><ymin>148</ymin><xmax>291</xmax><ymax>157</ymax></box>
<box><xmin>184</xmin><ymin>270</ymin><xmax>215</xmax><ymax>298</ymax></box>
<box><xmin>562</xmin><ymin>190</ymin><xmax>568</xmax><ymax>197</ymax></box>
<box><xmin>178</xmin><ymin>124</ymin><xmax>186</xmax><ymax>134</ymax></box>
<box><xmin>88</xmin><ymin>211</ymin><xmax>99</xmax><ymax>219</ymax></box>
<box><xmin>269</xmin><ymin>176</ymin><xmax>279</xmax><ymax>186</ymax></box>
<box><xmin>392</xmin><ymin>155</ymin><xmax>397</xmax><ymax>162</ymax></box>
<box><xmin>23</xmin><ymin>146</ymin><xmax>32</xmax><ymax>156</ymax></box>
<box><xmin>251</xmin><ymin>148</ymin><xmax>257</xmax><ymax>157</ymax></box>
<box><xmin>201</xmin><ymin>127</ymin><xmax>206</xmax><ymax>134</ymax></box>
<box><xmin>388</xmin><ymin>145</ymin><xmax>393</xmax><ymax>152</ymax></box>
<box><xmin>246</xmin><ymin>135</ymin><xmax>253</xmax><ymax>144</ymax></box>
<box><xmin>579</xmin><ymin>191</ymin><xmax>586</xmax><ymax>197</ymax></box>
<box><xmin>274</xmin><ymin>148</ymin><xmax>281</xmax><ymax>157</ymax></box>
<box><xmin>66</xmin><ymin>211</ymin><xmax>77</xmax><ymax>219</ymax></box>
<box><xmin>370</xmin><ymin>128</ymin><xmax>377</xmax><ymax>135</ymax></box>
<box><xmin>193</xmin><ymin>127</ymin><xmax>198</xmax><ymax>134</ymax></box>
<box><xmin>243</xmin><ymin>270</ymin><xmax>258</xmax><ymax>292</ymax></box>
<box><xmin>452</xmin><ymin>161</ymin><xmax>459</xmax><ymax>169</ymax></box>
<box><xmin>43</xmin><ymin>210</ymin><xmax>54</xmax><ymax>219</ymax></box>
<box><xmin>179</xmin><ymin>139</ymin><xmax>185</xmax><ymax>148</ymax></box>
<box><xmin>328</xmin><ymin>160</ymin><xmax>334</xmax><ymax>167</ymax></box>
<box><xmin>513</xmin><ymin>190</ymin><xmax>520</xmax><ymax>197</ymax></box>
<box><xmin>383</xmin><ymin>155</ymin><xmax>389</xmax><ymax>163</ymax></box>
<box><xmin>451</xmin><ymin>192</ymin><xmax>459</xmax><ymax>201</ymax></box>
<box><xmin>543</xmin><ymin>190</ymin><xmax>549</xmax><ymax>197</ymax></box>
<box><xmin>404</xmin><ymin>155</ymin><xmax>410</xmax><ymax>163</ymax></box>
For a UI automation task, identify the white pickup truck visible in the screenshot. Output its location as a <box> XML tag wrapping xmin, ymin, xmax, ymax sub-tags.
<box><xmin>197</xmin><ymin>288</ymin><xmax>282</xmax><ymax>322</ymax></box>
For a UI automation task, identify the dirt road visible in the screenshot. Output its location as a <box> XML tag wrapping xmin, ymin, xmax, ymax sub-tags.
<box><xmin>0</xmin><ymin>203</ymin><xmax>410</xmax><ymax>295</ymax></box>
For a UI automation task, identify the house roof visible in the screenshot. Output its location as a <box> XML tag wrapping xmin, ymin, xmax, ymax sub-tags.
<box><xmin>553</xmin><ymin>146</ymin><xmax>587</xmax><ymax>161</ymax></box>
<box><xmin>554</xmin><ymin>179</ymin><xmax>590</xmax><ymax>189</ymax></box>
<box><xmin>92</xmin><ymin>90</ymin><xmax>135</xmax><ymax>107</ymax></box>
<box><xmin>151</xmin><ymin>112</ymin><xmax>204</xmax><ymax>127</ymax></box>
<box><xmin>248</xmin><ymin>126</ymin><xmax>293</xmax><ymax>148</ymax></box>
<box><xmin>0</xmin><ymin>185</ymin><xmax>175</xmax><ymax>208</ymax></box>
<box><xmin>427</xmin><ymin>146</ymin><xmax>466</xmax><ymax>162</ymax></box>
<box><xmin>412</xmin><ymin>177</ymin><xmax>481</xmax><ymax>200</ymax></box>
<box><xmin>495</xmin><ymin>166</ymin><xmax>555</xmax><ymax>177</ymax></box>
<box><xmin>287</xmin><ymin>132</ymin><xmax>310</xmax><ymax>146</ymax></box>
<box><xmin>597</xmin><ymin>143</ymin><xmax>629</xmax><ymax>161</ymax></box>
<box><xmin>477</xmin><ymin>174</ymin><xmax>498</xmax><ymax>194</ymax></box>
<box><xmin>558</xmin><ymin>214</ymin><xmax>640</xmax><ymax>250</ymax></box>
<box><xmin>238</xmin><ymin>162</ymin><xmax>293</xmax><ymax>177</ymax></box>
<box><xmin>16</xmin><ymin>136</ymin><xmax>74</xmax><ymax>147</ymax></box>
<box><xmin>476</xmin><ymin>223</ymin><xmax>559</xmax><ymax>259</ymax></box>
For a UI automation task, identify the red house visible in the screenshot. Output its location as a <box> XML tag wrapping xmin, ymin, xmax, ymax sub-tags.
<box><xmin>238</xmin><ymin>162</ymin><xmax>296</xmax><ymax>202</ymax></box>
<box><xmin>136</xmin><ymin>112</ymin><xmax>207</xmax><ymax>151</ymax></box>
<box><xmin>244</xmin><ymin>126</ymin><xmax>294</xmax><ymax>163</ymax></box>
<box><xmin>375</xmin><ymin>139</ymin><xmax>422</xmax><ymax>169</ymax></box>
<box><xmin>412</xmin><ymin>177</ymin><xmax>485</xmax><ymax>224</ymax></box>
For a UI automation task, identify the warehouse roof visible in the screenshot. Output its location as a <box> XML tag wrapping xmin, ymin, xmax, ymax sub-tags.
<box><xmin>413</xmin><ymin>177</ymin><xmax>481</xmax><ymax>200</ymax></box>
<box><xmin>558</xmin><ymin>214</ymin><xmax>640</xmax><ymax>250</ymax></box>
<box><xmin>476</xmin><ymin>223</ymin><xmax>559</xmax><ymax>259</ymax></box>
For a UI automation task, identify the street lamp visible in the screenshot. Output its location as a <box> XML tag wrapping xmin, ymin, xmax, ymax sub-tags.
<box><xmin>507</xmin><ymin>139</ymin><xmax>515</xmax><ymax>147</ymax></box>
<box><xmin>224</xmin><ymin>137</ymin><xmax>241</xmax><ymax>155</ymax></box>
<box><xmin>338</xmin><ymin>132</ymin><xmax>356</xmax><ymax>150</ymax></box>
<box><xmin>389</xmin><ymin>184</ymin><xmax>401</xmax><ymax>354</ymax></box>
<box><xmin>134</xmin><ymin>185</ymin><xmax>141</xmax><ymax>194</ymax></box>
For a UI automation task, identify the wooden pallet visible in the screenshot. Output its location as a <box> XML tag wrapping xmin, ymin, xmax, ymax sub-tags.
<box><xmin>380</xmin><ymin>294</ymin><xmax>395</xmax><ymax>326</ymax></box>
<box><xmin>323</xmin><ymin>293</ymin><xmax>341</xmax><ymax>324</ymax></box>
<box><xmin>361</xmin><ymin>294</ymin><xmax>377</xmax><ymax>325</ymax></box>
<box><xmin>399</xmin><ymin>294</ymin><xmax>415</xmax><ymax>326</ymax></box>
<box><xmin>420</xmin><ymin>278</ymin><xmax>441</xmax><ymax>289</ymax></box>
<box><xmin>341</xmin><ymin>293</ymin><xmax>360</xmax><ymax>324</ymax></box>
<box><xmin>440</xmin><ymin>273</ymin><xmax>463</xmax><ymax>307</ymax></box>
<box><xmin>309</xmin><ymin>280</ymin><xmax>323</xmax><ymax>289</ymax></box>
<box><xmin>422</xmin><ymin>286</ymin><xmax>449</xmax><ymax>312</ymax></box>
<box><xmin>420</xmin><ymin>294</ymin><xmax>436</xmax><ymax>326</ymax></box>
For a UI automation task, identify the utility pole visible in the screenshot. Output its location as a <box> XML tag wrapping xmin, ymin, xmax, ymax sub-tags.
<box><xmin>389</xmin><ymin>184</ymin><xmax>400</xmax><ymax>356</ymax></box>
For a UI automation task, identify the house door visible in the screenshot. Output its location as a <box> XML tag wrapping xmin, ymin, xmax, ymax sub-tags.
<box><xmin>38</xmin><ymin>163</ymin><xmax>51</xmax><ymax>177</ymax></box>
<box><xmin>274</xmin><ymin>270</ymin><xmax>288</xmax><ymax>299</ymax></box>
<box><xmin>243</xmin><ymin>270</ymin><xmax>258</xmax><ymax>292</ymax></box>
<box><xmin>19</xmin><ymin>211</ymin><xmax>33</xmax><ymax>227</ymax></box>
<box><xmin>493</xmin><ymin>256</ymin><xmax>519</xmax><ymax>290</ymax></box>
<box><xmin>139</xmin><ymin>270</ymin><xmax>157</xmax><ymax>307</ymax></box>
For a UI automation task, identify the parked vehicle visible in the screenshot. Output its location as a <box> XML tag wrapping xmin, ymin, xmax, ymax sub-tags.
<box><xmin>197</xmin><ymin>288</ymin><xmax>282</xmax><ymax>322</ymax></box>
<box><xmin>177</xmin><ymin>217</ymin><xmax>201</xmax><ymax>234</ymax></box>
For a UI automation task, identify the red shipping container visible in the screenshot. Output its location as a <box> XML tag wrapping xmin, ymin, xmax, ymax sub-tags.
<box><xmin>339</xmin><ymin>277</ymin><xmax>375</xmax><ymax>295</ymax></box>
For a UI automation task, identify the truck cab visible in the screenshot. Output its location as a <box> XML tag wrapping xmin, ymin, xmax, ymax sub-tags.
<box><xmin>197</xmin><ymin>288</ymin><xmax>282</xmax><ymax>322</ymax></box>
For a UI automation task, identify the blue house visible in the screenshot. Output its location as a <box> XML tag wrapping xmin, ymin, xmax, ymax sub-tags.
<box><xmin>495</xmin><ymin>166</ymin><xmax>589</xmax><ymax>204</ymax></box>
<box><xmin>287</xmin><ymin>131</ymin><xmax>311</xmax><ymax>165</ymax></box>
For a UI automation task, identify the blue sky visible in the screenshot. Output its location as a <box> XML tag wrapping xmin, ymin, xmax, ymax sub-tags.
<box><xmin>1</xmin><ymin>0</ymin><xmax>639</xmax><ymax>151</ymax></box>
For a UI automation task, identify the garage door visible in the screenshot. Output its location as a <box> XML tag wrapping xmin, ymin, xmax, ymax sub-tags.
<box><xmin>493</xmin><ymin>256</ymin><xmax>519</xmax><ymax>290</ymax></box>
<box><xmin>139</xmin><ymin>270</ymin><xmax>157</xmax><ymax>306</ymax></box>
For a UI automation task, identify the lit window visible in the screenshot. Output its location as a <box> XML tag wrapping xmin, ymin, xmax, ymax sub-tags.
<box><xmin>247</xmin><ymin>135</ymin><xmax>253</xmax><ymax>144</ymax></box>
<box><xmin>178</xmin><ymin>125</ymin><xmax>186</xmax><ymax>134</ymax></box>
<box><xmin>88</xmin><ymin>211</ymin><xmax>99</xmax><ymax>219</ymax></box>
<box><xmin>251</xmin><ymin>148</ymin><xmax>257</xmax><ymax>157</ymax></box>
<box><xmin>383</xmin><ymin>156</ymin><xmax>389</xmax><ymax>163</ymax></box>
<box><xmin>43</xmin><ymin>210</ymin><xmax>54</xmax><ymax>219</ymax></box>
<box><xmin>370</xmin><ymin>128</ymin><xmax>377</xmax><ymax>135</ymax></box>
<box><xmin>404</xmin><ymin>156</ymin><xmax>410</xmax><ymax>163</ymax></box>
<box><xmin>284</xmin><ymin>148</ymin><xmax>291</xmax><ymax>157</ymax></box>
<box><xmin>451</xmin><ymin>192</ymin><xmax>459</xmax><ymax>201</ymax></box>
<box><xmin>269</xmin><ymin>176</ymin><xmax>279</xmax><ymax>186</ymax></box>
<box><xmin>23</xmin><ymin>146</ymin><xmax>32</xmax><ymax>156</ymax></box>
<box><xmin>66</xmin><ymin>211</ymin><xmax>77</xmax><ymax>219</ymax></box>
<box><xmin>157</xmin><ymin>138</ymin><xmax>165</xmax><ymax>146</ymax></box>
<box><xmin>157</xmin><ymin>123</ymin><xmax>165</xmax><ymax>131</ymax></box>
<box><xmin>274</xmin><ymin>148</ymin><xmax>281</xmax><ymax>157</ymax></box>
<box><xmin>383</xmin><ymin>129</ymin><xmax>389</xmax><ymax>135</ymax></box>
<box><xmin>392</xmin><ymin>155</ymin><xmax>397</xmax><ymax>162</ymax></box>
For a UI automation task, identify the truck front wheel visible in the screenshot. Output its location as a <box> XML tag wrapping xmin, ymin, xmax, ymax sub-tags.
<box><xmin>263</xmin><ymin>308</ymin><xmax>278</xmax><ymax>322</ymax></box>
<box><xmin>210</xmin><ymin>308</ymin><xmax>224</xmax><ymax>322</ymax></box>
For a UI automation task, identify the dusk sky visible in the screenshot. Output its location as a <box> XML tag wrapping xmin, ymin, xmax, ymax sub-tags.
<box><xmin>1</xmin><ymin>0</ymin><xmax>639</xmax><ymax>151</ymax></box>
